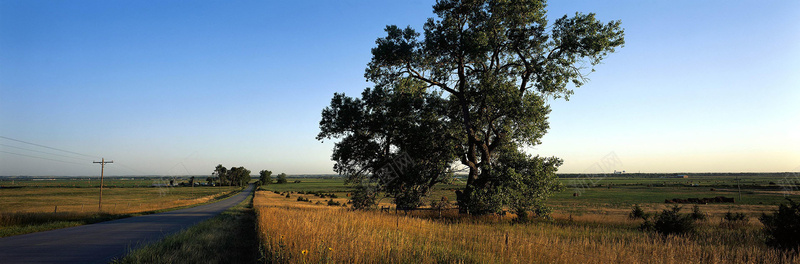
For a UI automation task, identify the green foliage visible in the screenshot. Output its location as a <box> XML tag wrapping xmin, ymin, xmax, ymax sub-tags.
<box><xmin>214</xmin><ymin>165</ymin><xmax>250</xmax><ymax>187</ymax></box>
<box><xmin>318</xmin><ymin>80</ymin><xmax>460</xmax><ymax>210</ymax></box>
<box><xmin>259</xmin><ymin>170</ymin><xmax>273</xmax><ymax>185</ymax></box>
<box><xmin>320</xmin><ymin>0</ymin><xmax>623</xmax><ymax>215</ymax></box>
<box><xmin>327</xmin><ymin>199</ymin><xmax>341</xmax><ymax>206</ymax></box>
<box><xmin>720</xmin><ymin>211</ymin><xmax>748</xmax><ymax>229</ymax></box>
<box><xmin>228</xmin><ymin>167</ymin><xmax>251</xmax><ymax>187</ymax></box>
<box><xmin>349</xmin><ymin>185</ymin><xmax>377</xmax><ymax>210</ymax></box>
<box><xmin>690</xmin><ymin>205</ymin><xmax>707</xmax><ymax>221</ymax></box>
<box><xmin>276</xmin><ymin>173</ymin><xmax>288</xmax><ymax>184</ymax></box>
<box><xmin>644</xmin><ymin>205</ymin><xmax>696</xmax><ymax>236</ymax></box>
<box><xmin>724</xmin><ymin>211</ymin><xmax>747</xmax><ymax>222</ymax></box>
<box><xmin>760</xmin><ymin>199</ymin><xmax>800</xmax><ymax>249</ymax></box>
<box><xmin>629</xmin><ymin>204</ymin><xmax>649</xmax><ymax>220</ymax></box>
<box><xmin>213</xmin><ymin>164</ymin><xmax>228</xmax><ymax>186</ymax></box>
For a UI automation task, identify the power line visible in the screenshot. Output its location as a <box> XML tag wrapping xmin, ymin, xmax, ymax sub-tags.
<box><xmin>0</xmin><ymin>135</ymin><xmax>99</xmax><ymax>159</ymax></box>
<box><xmin>0</xmin><ymin>150</ymin><xmax>91</xmax><ymax>167</ymax></box>
<box><xmin>0</xmin><ymin>143</ymin><xmax>89</xmax><ymax>161</ymax></box>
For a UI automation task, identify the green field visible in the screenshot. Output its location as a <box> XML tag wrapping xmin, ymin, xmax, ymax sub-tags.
<box><xmin>261</xmin><ymin>174</ymin><xmax>799</xmax><ymax>205</ymax></box>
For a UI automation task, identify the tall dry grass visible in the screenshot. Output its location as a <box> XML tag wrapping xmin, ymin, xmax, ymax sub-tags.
<box><xmin>254</xmin><ymin>190</ymin><xmax>798</xmax><ymax>264</ymax></box>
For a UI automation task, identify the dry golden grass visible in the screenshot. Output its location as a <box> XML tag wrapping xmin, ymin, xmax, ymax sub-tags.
<box><xmin>0</xmin><ymin>186</ymin><xmax>240</xmax><ymax>214</ymax></box>
<box><xmin>0</xmin><ymin>186</ymin><xmax>241</xmax><ymax>234</ymax></box>
<box><xmin>255</xmin><ymin>190</ymin><xmax>798</xmax><ymax>264</ymax></box>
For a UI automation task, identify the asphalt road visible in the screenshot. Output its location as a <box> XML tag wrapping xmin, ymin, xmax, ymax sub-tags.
<box><xmin>0</xmin><ymin>184</ymin><xmax>253</xmax><ymax>264</ymax></box>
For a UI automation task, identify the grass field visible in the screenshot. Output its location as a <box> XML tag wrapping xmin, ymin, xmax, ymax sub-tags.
<box><xmin>0</xmin><ymin>178</ymin><xmax>242</xmax><ymax>237</ymax></box>
<box><xmin>254</xmin><ymin>190</ymin><xmax>797</xmax><ymax>263</ymax></box>
<box><xmin>254</xmin><ymin>174</ymin><xmax>800</xmax><ymax>263</ymax></box>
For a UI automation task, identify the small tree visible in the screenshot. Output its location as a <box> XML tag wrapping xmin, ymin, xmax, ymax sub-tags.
<box><xmin>629</xmin><ymin>204</ymin><xmax>650</xmax><ymax>220</ymax></box>
<box><xmin>349</xmin><ymin>185</ymin><xmax>377</xmax><ymax>210</ymax></box>
<box><xmin>259</xmin><ymin>170</ymin><xmax>273</xmax><ymax>185</ymax></box>
<box><xmin>650</xmin><ymin>205</ymin><xmax>696</xmax><ymax>236</ymax></box>
<box><xmin>276</xmin><ymin>173</ymin><xmax>288</xmax><ymax>184</ymax></box>
<box><xmin>690</xmin><ymin>205</ymin><xmax>707</xmax><ymax>221</ymax></box>
<box><xmin>760</xmin><ymin>198</ymin><xmax>800</xmax><ymax>249</ymax></box>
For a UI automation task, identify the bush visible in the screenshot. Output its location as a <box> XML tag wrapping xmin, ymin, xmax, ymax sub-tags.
<box><xmin>761</xmin><ymin>198</ymin><xmax>800</xmax><ymax>249</ymax></box>
<box><xmin>690</xmin><ymin>205</ymin><xmax>707</xmax><ymax>221</ymax></box>
<box><xmin>720</xmin><ymin>211</ymin><xmax>748</xmax><ymax>229</ymax></box>
<box><xmin>327</xmin><ymin>199</ymin><xmax>341</xmax><ymax>206</ymax></box>
<box><xmin>724</xmin><ymin>211</ymin><xmax>747</xmax><ymax>222</ymax></box>
<box><xmin>629</xmin><ymin>204</ymin><xmax>650</xmax><ymax>220</ymax></box>
<box><xmin>644</xmin><ymin>205</ymin><xmax>696</xmax><ymax>236</ymax></box>
<box><xmin>349</xmin><ymin>185</ymin><xmax>377</xmax><ymax>210</ymax></box>
<box><xmin>296</xmin><ymin>196</ymin><xmax>309</xmax><ymax>202</ymax></box>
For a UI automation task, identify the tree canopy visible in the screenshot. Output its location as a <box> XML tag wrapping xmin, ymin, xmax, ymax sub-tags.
<box><xmin>213</xmin><ymin>164</ymin><xmax>251</xmax><ymax>187</ymax></box>
<box><xmin>276</xmin><ymin>173</ymin><xmax>288</xmax><ymax>184</ymax></box>
<box><xmin>259</xmin><ymin>170</ymin><xmax>273</xmax><ymax>185</ymax></box>
<box><xmin>318</xmin><ymin>0</ymin><xmax>624</xmax><ymax>216</ymax></box>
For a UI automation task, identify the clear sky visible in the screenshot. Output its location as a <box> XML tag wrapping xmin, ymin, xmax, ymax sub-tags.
<box><xmin>1</xmin><ymin>0</ymin><xmax>798</xmax><ymax>176</ymax></box>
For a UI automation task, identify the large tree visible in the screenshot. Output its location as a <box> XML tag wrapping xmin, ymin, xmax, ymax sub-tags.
<box><xmin>213</xmin><ymin>164</ymin><xmax>228</xmax><ymax>186</ymax></box>
<box><xmin>214</xmin><ymin>165</ymin><xmax>250</xmax><ymax>187</ymax></box>
<box><xmin>319</xmin><ymin>0</ymin><xmax>624</xmax><ymax>215</ymax></box>
<box><xmin>259</xmin><ymin>169</ymin><xmax>273</xmax><ymax>185</ymax></box>
<box><xmin>228</xmin><ymin>166</ymin><xmax>251</xmax><ymax>187</ymax></box>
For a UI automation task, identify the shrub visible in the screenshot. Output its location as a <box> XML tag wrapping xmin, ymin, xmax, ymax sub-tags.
<box><xmin>720</xmin><ymin>211</ymin><xmax>748</xmax><ymax>229</ymax></box>
<box><xmin>645</xmin><ymin>205</ymin><xmax>696</xmax><ymax>236</ymax></box>
<box><xmin>690</xmin><ymin>205</ymin><xmax>707</xmax><ymax>221</ymax></box>
<box><xmin>761</xmin><ymin>198</ymin><xmax>800</xmax><ymax>249</ymax></box>
<box><xmin>349</xmin><ymin>185</ymin><xmax>377</xmax><ymax>210</ymax></box>
<box><xmin>327</xmin><ymin>199</ymin><xmax>341</xmax><ymax>206</ymax></box>
<box><xmin>629</xmin><ymin>204</ymin><xmax>650</xmax><ymax>220</ymax></box>
<box><xmin>724</xmin><ymin>211</ymin><xmax>747</xmax><ymax>222</ymax></box>
<box><xmin>296</xmin><ymin>196</ymin><xmax>309</xmax><ymax>202</ymax></box>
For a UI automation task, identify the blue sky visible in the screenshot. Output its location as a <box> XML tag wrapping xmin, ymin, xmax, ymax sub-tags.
<box><xmin>1</xmin><ymin>0</ymin><xmax>798</xmax><ymax>176</ymax></box>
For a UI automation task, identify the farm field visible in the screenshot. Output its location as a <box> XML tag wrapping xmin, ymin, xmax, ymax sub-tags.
<box><xmin>0</xmin><ymin>177</ymin><xmax>242</xmax><ymax>237</ymax></box>
<box><xmin>262</xmin><ymin>174</ymin><xmax>799</xmax><ymax>217</ymax></box>
<box><xmin>255</xmin><ymin>174</ymin><xmax>800</xmax><ymax>263</ymax></box>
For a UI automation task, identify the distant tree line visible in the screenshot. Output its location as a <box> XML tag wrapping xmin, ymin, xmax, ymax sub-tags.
<box><xmin>259</xmin><ymin>170</ymin><xmax>289</xmax><ymax>185</ymax></box>
<box><xmin>212</xmin><ymin>164</ymin><xmax>250</xmax><ymax>187</ymax></box>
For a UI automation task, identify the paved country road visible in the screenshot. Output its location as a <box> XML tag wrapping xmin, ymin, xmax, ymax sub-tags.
<box><xmin>0</xmin><ymin>184</ymin><xmax>254</xmax><ymax>264</ymax></box>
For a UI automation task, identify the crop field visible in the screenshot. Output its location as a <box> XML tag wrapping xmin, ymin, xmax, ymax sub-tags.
<box><xmin>0</xmin><ymin>177</ymin><xmax>241</xmax><ymax>237</ymax></box>
<box><xmin>255</xmin><ymin>174</ymin><xmax>800</xmax><ymax>263</ymax></box>
<box><xmin>261</xmin><ymin>174</ymin><xmax>799</xmax><ymax>216</ymax></box>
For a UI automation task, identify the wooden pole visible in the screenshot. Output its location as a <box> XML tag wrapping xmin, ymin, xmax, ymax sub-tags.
<box><xmin>93</xmin><ymin>158</ymin><xmax>113</xmax><ymax>211</ymax></box>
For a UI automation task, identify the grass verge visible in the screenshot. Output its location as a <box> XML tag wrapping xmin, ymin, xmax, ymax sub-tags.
<box><xmin>112</xmin><ymin>188</ymin><xmax>258</xmax><ymax>264</ymax></box>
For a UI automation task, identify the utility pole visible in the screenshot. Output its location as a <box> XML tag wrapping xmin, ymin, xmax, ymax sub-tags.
<box><xmin>93</xmin><ymin>158</ymin><xmax>113</xmax><ymax>211</ymax></box>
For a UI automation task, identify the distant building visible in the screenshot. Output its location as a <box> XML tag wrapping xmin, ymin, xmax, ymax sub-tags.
<box><xmin>676</xmin><ymin>175</ymin><xmax>688</xmax><ymax>178</ymax></box>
